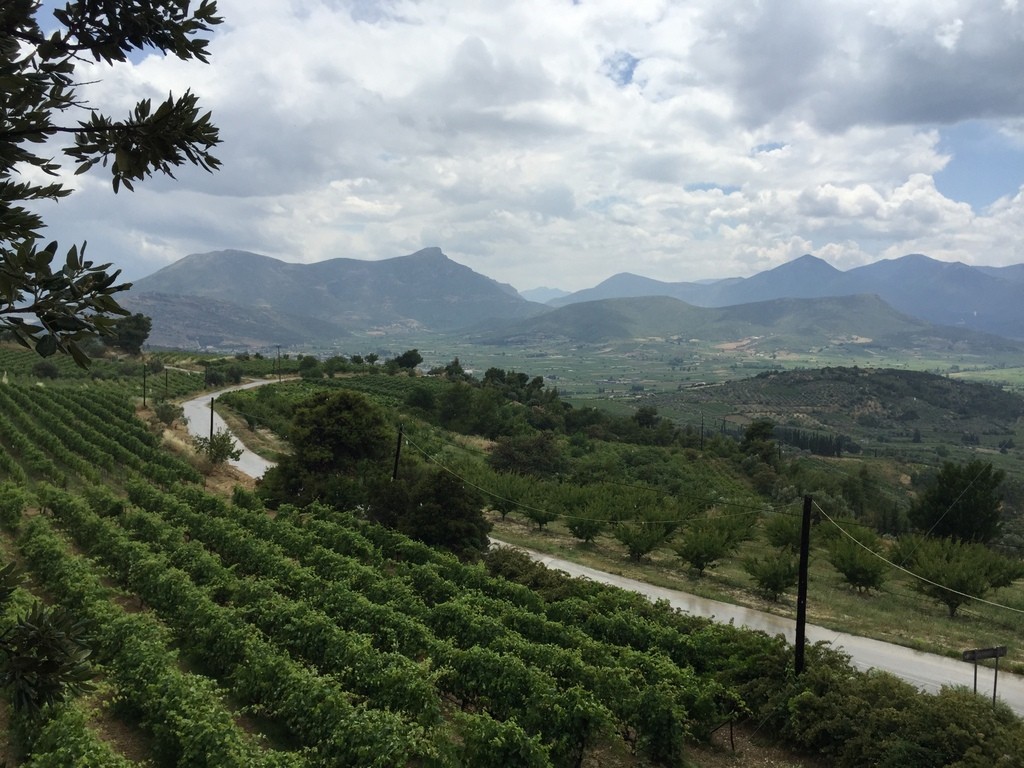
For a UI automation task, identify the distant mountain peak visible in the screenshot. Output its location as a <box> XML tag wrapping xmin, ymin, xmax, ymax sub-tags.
<box><xmin>407</xmin><ymin>246</ymin><xmax>446</xmax><ymax>259</ymax></box>
<box><xmin>765</xmin><ymin>253</ymin><xmax>841</xmax><ymax>274</ymax></box>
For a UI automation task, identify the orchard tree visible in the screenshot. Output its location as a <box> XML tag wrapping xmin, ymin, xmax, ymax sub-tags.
<box><xmin>909</xmin><ymin>460</ymin><xmax>1005</xmax><ymax>544</ymax></box>
<box><xmin>674</xmin><ymin>517</ymin><xmax>739</xmax><ymax>576</ymax></box>
<box><xmin>901</xmin><ymin>535</ymin><xmax>1024</xmax><ymax>617</ymax></box>
<box><xmin>828</xmin><ymin>534</ymin><xmax>887</xmax><ymax>594</ymax></box>
<box><xmin>1</xmin><ymin>1</ymin><xmax>222</xmax><ymax>364</ymax></box>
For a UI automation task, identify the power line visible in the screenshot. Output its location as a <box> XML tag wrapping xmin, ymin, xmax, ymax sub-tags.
<box><xmin>814</xmin><ymin>500</ymin><xmax>1024</xmax><ymax>616</ymax></box>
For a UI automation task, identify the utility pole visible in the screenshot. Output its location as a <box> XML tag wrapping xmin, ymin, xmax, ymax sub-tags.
<box><xmin>209</xmin><ymin>397</ymin><xmax>215</xmax><ymax>444</ymax></box>
<box><xmin>392</xmin><ymin>423</ymin><xmax>404</xmax><ymax>480</ymax></box>
<box><xmin>795</xmin><ymin>495</ymin><xmax>812</xmax><ymax>674</ymax></box>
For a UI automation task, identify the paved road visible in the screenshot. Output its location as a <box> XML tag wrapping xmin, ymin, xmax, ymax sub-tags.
<box><xmin>186</xmin><ymin>380</ymin><xmax>1024</xmax><ymax>715</ymax></box>
<box><xmin>501</xmin><ymin>541</ymin><xmax>1024</xmax><ymax>713</ymax></box>
<box><xmin>181</xmin><ymin>381</ymin><xmax>277</xmax><ymax>478</ymax></box>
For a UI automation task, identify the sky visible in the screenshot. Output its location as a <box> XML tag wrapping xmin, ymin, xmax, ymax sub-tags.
<box><xmin>27</xmin><ymin>0</ymin><xmax>1024</xmax><ymax>293</ymax></box>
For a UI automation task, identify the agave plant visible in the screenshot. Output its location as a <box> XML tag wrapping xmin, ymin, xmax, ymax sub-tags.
<box><xmin>0</xmin><ymin>597</ymin><xmax>95</xmax><ymax>713</ymax></box>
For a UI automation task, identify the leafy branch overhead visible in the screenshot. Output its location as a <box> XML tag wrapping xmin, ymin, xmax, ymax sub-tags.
<box><xmin>0</xmin><ymin>0</ymin><xmax>222</xmax><ymax>362</ymax></box>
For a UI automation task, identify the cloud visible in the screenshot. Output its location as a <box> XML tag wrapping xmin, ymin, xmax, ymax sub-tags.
<box><xmin>24</xmin><ymin>0</ymin><xmax>1024</xmax><ymax>293</ymax></box>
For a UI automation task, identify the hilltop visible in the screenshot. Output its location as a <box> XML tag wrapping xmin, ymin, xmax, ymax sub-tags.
<box><xmin>127</xmin><ymin>247</ymin><xmax>545</xmax><ymax>347</ymax></box>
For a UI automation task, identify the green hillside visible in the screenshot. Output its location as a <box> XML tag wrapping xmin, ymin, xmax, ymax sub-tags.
<box><xmin>1</xmin><ymin>347</ymin><xmax>1023</xmax><ymax>766</ymax></box>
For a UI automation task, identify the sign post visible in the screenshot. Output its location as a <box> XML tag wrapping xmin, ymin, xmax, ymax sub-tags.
<box><xmin>962</xmin><ymin>646</ymin><xmax>1007</xmax><ymax>707</ymax></box>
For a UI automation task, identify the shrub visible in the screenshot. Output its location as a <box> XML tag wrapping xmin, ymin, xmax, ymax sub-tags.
<box><xmin>743</xmin><ymin>552</ymin><xmax>799</xmax><ymax>601</ymax></box>
<box><xmin>828</xmin><ymin>532</ymin><xmax>886</xmax><ymax>593</ymax></box>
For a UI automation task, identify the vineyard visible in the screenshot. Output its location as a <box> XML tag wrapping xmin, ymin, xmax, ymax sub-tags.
<box><xmin>2</xmin><ymin>345</ymin><xmax>1024</xmax><ymax>766</ymax></box>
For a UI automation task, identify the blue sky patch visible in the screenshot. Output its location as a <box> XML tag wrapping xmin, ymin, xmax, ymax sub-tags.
<box><xmin>603</xmin><ymin>51</ymin><xmax>640</xmax><ymax>87</ymax></box>
<box><xmin>935</xmin><ymin>121</ymin><xmax>1024</xmax><ymax>211</ymax></box>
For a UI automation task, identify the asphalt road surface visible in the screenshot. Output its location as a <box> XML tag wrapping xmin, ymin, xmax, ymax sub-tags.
<box><xmin>181</xmin><ymin>381</ymin><xmax>276</xmax><ymax>479</ymax></box>
<box><xmin>498</xmin><ymin>540</ymin><xmax>1024</xmax><ymax>714</ymax></box>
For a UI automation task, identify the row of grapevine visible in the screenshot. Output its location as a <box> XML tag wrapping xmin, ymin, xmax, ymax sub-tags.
<box><xmin>0</xmin><ymin>384</ymin><xmax>201</xmax><ymax>487</ymax></box>
<box><xmin>39</xmin><ymin>486</ymin><xmax>487</xmax><ymax>768</ymax></box>
<box><xmin>15</xmin><ymin>514</ymin><xmax>303</xmax><ymax>768</ymax></box>
<box><xmin>126</xmin><ymin>481</ymin><xmax>748</xmax><ymax>765</ymax></box>
<box><xmin>0</xmin><ymin>401</ymin><xmax>67</xmax><ymax>484</ymax></box>
<box><xmin>0</xmin><ymin>384</ymin><xmax>102</xmax><ymax>483</ymax></box>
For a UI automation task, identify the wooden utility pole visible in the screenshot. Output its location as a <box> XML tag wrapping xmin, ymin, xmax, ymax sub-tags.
<box><xmin>795</xmin><ymin>495</ymin><xmax>812</xmax><ymax>674</ymax></box>
<box><xmin>392</xmin><ymin>423</ymin><xmax>404</xmax><ymax>480</ymax></box>
<box><xmin>209</xmin><ymin>397</ymin><xmax>215</xmax><ymax>443</ymax></box>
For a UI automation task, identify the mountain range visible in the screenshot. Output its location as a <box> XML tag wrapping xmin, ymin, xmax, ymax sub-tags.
<box><xmin>474</xmin><ymin>294</ymin><xmax>1021</xmax><ymax>352</ymax></box>
<box><xmin>127</xmin><ymin>247</ymin><xmax>544</xmax><ymax>348</ymax></box>
<box><xmin>125</xmin><ymin>248</ymin><xmax>1024</xmax><ymax>349</ymax></box>
<box><xmin>551</xmin><ymin>254</ymin><xmax>1024</xmax><ymax>340</ymax></box>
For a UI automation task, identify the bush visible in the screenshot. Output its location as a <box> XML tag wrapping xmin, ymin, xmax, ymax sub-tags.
<box><xmin>743</xmin><ymin>552</ymin><xmax>798</xmax><ymax>601</ymax></box>
<box><xmin>31</xmin><ymin>360</ymin><xmax>59</xmax><ymax>379</ymax></box>
<box><xmin>0</xmin><ymin>482</ymin><xmax>29</xmax><ymax>531</ymax></box>
<box><xmin>828</xmin><ymin>532</ymin><xmax>886</xmax><ymax>593</ymax></box>
<box><xmin>192</xmin><ymin>430</ymin><xmax>242</xmax><ymax>466</ymax></box>
<box><xmin>154</xmin><ymin>401</ymin><xmax>184</xmax><ymax>427</ymax></box>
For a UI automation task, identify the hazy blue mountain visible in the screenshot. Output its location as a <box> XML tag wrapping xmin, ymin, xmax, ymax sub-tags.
<box><xmin>477</xmin><ymin>293</ymin><xmax>1021</xmax><ymax>353</ymax></box>
<box><xmin>520</xmin><ymin>287</ymin><xmax>571</xmax><ymax>303</ymax></box>
<box><xmin>553</xmin><ymin>253</ymin><xmax>1024</xmax><ymax>340</ymax></box>
<box><xmin>549</xmin><ymin>273</ymin><xmax>709</xmax><ymax>307</ymax></box>
<box><xmin>978</xmin><ymin>264</ymin><xmax>1024</xmax><ymax>283</ymax></box>
<box><xmin>122</xmin><ymin>292</ymin><xmax>352</xmax><ymax>349</ymax></box>
<box><xmin>131</xmin><ymin>247</ymin><xmax>546</xmax><ymax>343</ymax></box>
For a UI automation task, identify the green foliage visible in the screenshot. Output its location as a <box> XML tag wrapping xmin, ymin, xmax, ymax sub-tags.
<box><xmin>488</xmin><ymin>432</ymin><xmax>568</xmax><ymax>478</ymax></box>
<box><xmin>828</xmin><ymin>532</ymin><xmax>887</xmax><ymax>593</ymax></box>
<box><xmin>743</xmin><ymin>551</ymin><xmax>799</xmax><ymax>601</ymax></box>
<box><xmin>564</xmin><ymin>494</ymin><xmax>611</xmax><ymax>544</ymax></box>
<box><xmin>674</xmin><ymin>515</ymin><xmax>742</xmax><ymax>575</ymax></box>
<box><xmin>297</xmin><ymin>355</ymin><xmax>322</xmax><ymax>380</ymax></box>
<box><xmin>770</xmin><ymin>644</ymin><xmax>1024</xmax><ymax>768</ymax></box>
<box><xmin>899</xmin><ymin>534</ymin><xmax>1024</xmax><ymax>617</ymax></box>
<box><xmin>613</xmin><ymin>504</ymin><xmax>677</xmax><ymax>562</ymax></box>
<box><xmin>0</xmin><ymin>481</ymin><xmax>29</xmax><ymax>531</ymax></box>
<box><xmin>909</xmin><ymin>459</ymin><xmax>1005</xmax><ymax>544</ymax></box>
<box><xmin>258</xmin><ymin>389</ymin><xmax>393</xmax><ymax>509</ymax></box>
<box><xmin>192</xmin><ymin>429</ymin><xmax>242</xmax><ymax>465</ymax></box>
<box><xmin>0</xmin><ymin>602</ymin><xmax>95</xmax><ymax>714</ymax></box>
<box><xmin>763</xmin><ymin>512</ymin><xmax>803</xmax><ymax>551</ymax></box>
<box><xmin>392</xmin><ymin>349</ymin><xmax>423</xmax><ymax>369</ymax></box>
<box><xmin>485</xmin><ymin>471</ymin><xmax>532</xmax><ymax>521</ymax></box>
<box><xmin>30</xmin><ymin>360</ymin><xmax>59</xmax><ymax>379</ymax></box>
<box><xmin>154</xmin><ymin>400</ymin><xmax>184</xmax><ymax>426</ymax></box>
<box><xmin>102</xmin><ymin>313</ymin><xmax>151</xmax><ymax>355</ymax></box>
<box><xmin>1</xmin><ymin>1</ymin><xmax>221</xmax><ymax>364</ymax></box>
<box><xmin>369</xmin><ymin>466</ymin><xmax>492</xmax><ymax>561</ymax></box>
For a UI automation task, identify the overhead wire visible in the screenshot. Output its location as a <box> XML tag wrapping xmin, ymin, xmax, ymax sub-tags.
<box><xmin>814</xmin><ymin>500</ymin><xmax>1024</xmax><ymax>616</ymax></box>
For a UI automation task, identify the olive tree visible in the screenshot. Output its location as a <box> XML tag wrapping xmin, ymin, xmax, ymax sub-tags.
<box><xmin>1</xmin><ymin>1</ymin><xmax>221</xmax><ymax>363</ymax></box>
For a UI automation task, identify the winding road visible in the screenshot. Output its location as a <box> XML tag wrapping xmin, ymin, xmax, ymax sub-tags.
<box><xmin>181</xmin><ymin>381</ymin><xmax>276</xmax><ymax>479</ymax></box>
<box><xmin>182</xmin><ymin>379</ymin><xmax>1024</xmax><ymax>715</ymax></box>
